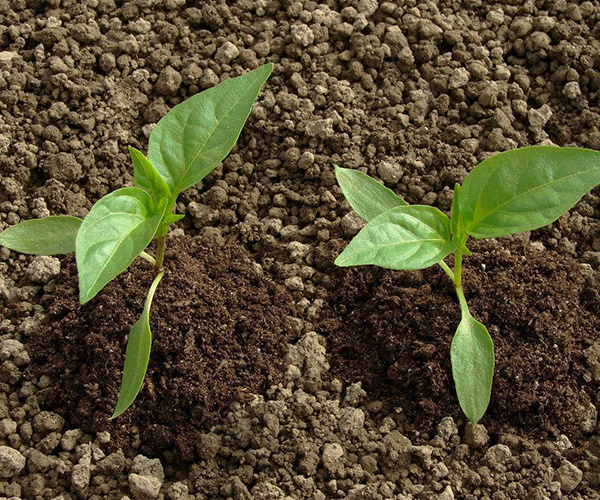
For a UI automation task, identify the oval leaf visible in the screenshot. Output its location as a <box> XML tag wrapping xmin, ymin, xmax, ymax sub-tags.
<box><xmin>76</xmin><ymin>188</ymin><xmax>165</xmax><ymax>304</ymax></box>
<box><xmin>0</xmin><ymin>216</ymin><xmax>82</xmax><ymax>255</ymax></box>
<box><xmin>148</xmin><ymin>63</ymin><xmax>273</xmax><ymax>194</ymax></box>
<box><xmin>460</xmin><ymin>146</ymin><xmax>600</xmax><ymax>239</ymax></box>
<box><xmin>110</xmin><ymin>271</ymin><xmax>164</xmax><ymax>419</ymax></box>
<box><xmin>335</xmin><ymin>166</ymin><xmax>406</xmax><ymax>222</ymax></box>
<box><xmin>335</xmin><ymin>205</ymin><xmax>456</xmax><ymax>270</ymax></box>
<box><xmin>130</xmin><ymin>146</ymin><xmax>171</xmax><ymax>208</ymax></box>
<box><xmin>451</xmin><ymin>311</ymin><xmax>494</xmax><ymax>424</ymax></box>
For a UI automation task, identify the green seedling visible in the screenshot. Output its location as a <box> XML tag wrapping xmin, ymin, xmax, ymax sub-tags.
<box><xmin>0</xmin><ymin>63</ymin><xmax>273</xmax><ymax>418</ymax></box>
<box><xmin>335</xmin><ymin>146</ymin><xmax>600</xmax><ymax>424</ymax></box>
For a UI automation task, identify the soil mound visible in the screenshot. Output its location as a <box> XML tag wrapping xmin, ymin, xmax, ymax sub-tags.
<box><xmin>29</xmin><ymin>236</ymin><xmax>298</xmax><ymax>461</ymax></box>
<box><xmin>320</xmin><ymin>240</ymin><xmax>600</xmax><ymax>443</ymax></box>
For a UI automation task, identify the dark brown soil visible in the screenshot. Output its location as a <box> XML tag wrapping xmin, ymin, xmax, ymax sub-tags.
<box><xmin>320</xmin><ymin>239</ymin><xmax>600</xmax><ymax>443</ymax></box>
<box><xmin>29</xmin><ymin>236</ymin><xmax>297</xmax><ymax>461</ymax></box>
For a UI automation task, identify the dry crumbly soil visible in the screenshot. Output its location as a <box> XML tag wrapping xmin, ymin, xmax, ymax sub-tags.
<box><xmin>2</xmin><ymin>0</ymin><xmax>600</xmax><ymax>498</ymax></box>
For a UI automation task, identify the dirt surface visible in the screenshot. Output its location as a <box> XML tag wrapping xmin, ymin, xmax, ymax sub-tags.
<box><xmin>321</xmin><ymin>239</ymin><xmax>600</xmax><ymax>444</ymax></box>
<box><xmin>28</xmin><ymin>237</ymin><xmax>297</xmax><ymax>462</ymax></box>
<box><xmin>1</xmin><ymin>0</ymin><xmax>600</xmax><ymax>497</ymax></box>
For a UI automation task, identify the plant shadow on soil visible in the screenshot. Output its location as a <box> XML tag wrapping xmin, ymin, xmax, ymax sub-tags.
<box><xmin>319</xmin><ymin>239</ymin><xmax>600</xmax><ymax>447</ymax></box>
<box><xmin>28</xmin><ymin>236</ymin><xmax>298</xmax><ymax>462</ymax></box>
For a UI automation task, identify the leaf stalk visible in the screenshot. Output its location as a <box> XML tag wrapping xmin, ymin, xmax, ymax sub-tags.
<box><xmin>139</xmin><ymin>251</ymin><xmax>156</xmax><ymax>265</ymax></box>
<box><xmin>438</xmin><ymin>260</ymin><xmax>455</xmax><ymax>282</ymax></box>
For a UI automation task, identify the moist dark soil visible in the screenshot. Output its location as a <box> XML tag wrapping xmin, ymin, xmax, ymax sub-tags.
<box><xmin>320</xmin><ymin>239</ymin><xmax>600</xmax><ymax>445</ymax></box>
<box><xmin>28</xmin><ymin>236</ymin><xmax>298</xmax><ymax>461</ymax></box>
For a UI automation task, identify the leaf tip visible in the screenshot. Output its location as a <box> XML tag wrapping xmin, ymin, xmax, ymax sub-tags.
<box><xmin>334</xmin><ymin>253</ymin><xmax>348</xmax><ymax>267</ymax></box>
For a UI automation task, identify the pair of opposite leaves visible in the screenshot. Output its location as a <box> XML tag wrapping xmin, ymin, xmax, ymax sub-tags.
<box><xmin>0</xmin><ymin>63</ymin><xmax>274</xmax><ymax>305</ymax></box>
<box><xmin>334</xmin><ymin>145</ymin><xmax>600</xmax><ymax>423</ymax></box>
<box><xmin>0</xmin><ymin>63</ymin><xmax>274</xmax><ymax>418</ymax></box>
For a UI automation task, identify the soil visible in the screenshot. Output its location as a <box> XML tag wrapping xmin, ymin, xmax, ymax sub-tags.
<box><xmin>28</xmin><ymin>237</ymin><xmax>297</xmax><ymax>462</ymax></box>
<box><xmin>320</xmin><ymin>239</ymin><xmax>600</xmax><ymax>444</ymax></box>
<box><xmin>1</xmin><ymin>0</ymin><xmax>600</xmax><ymax>497</ymax></box>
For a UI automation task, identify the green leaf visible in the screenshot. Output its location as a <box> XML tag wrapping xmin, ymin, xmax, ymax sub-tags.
<box><xmin>335</xmin><ymin>166</ymin><xmax>406</xmax><ymax>222</ymax></box>
<box><xmin>161</xmin><ymin>213</ymin><xmax>185</xmax><ymax>225</ymax></box>
<box><xmin>0</xmin><ymin>216</ymin><xmax>82</xmax><ymax>255</ymax></box>
<box><xmin>450</xmin><ymin>183</ymin><xmax>464</xmax><ymax>238</ymax></box>
<box><xmin>450</xmin><ymin>184</ymin><xmax>471</xmax><ymax>255</ymax></box>
<box><xmin>110</xmin><ymin>271</ymin><xmax>164</xmax><ymax>419</ymax></box>
<box><xmin>130</xmin><ymin>147</ymin><xmax>171</xmax><ymax>208</ymax></box>
<box><xmin>148</xmin><ymin>63</ymin><xmax>273</xmax><ymax>194</ymax></box>
<box><xmin>76</xmin><ymin>188</ymin><xmax>166</xmax><ymax>304</ymax></box>
<box><xmin>460</xmin><ymin>146</ymin><xmax>600</xmax><ymax>239</ymax></box>
<box><xmin>451</xmin><ymin>310</ymin><xmax>494</xmax><ymax>424</ymax></box>
<box><xmin>335</xmin><ymin>205</ymin><xmax>456</xmax><ymax>270</ymax></box>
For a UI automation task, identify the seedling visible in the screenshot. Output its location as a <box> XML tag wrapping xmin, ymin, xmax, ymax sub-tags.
<box><xmin>0</xmin><ymin>63</ymin><xmax>273</xmax><ymax>418</ymax></box>
<box><xmin>335</xmin><ymin>146</ymin><xmax>600</xmax><ymax>424</ymax></box>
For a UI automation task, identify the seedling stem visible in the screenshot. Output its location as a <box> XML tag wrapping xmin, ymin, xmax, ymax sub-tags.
<box><xmin>154</xmin><ymin>233</ymin><xmax>167</xmax><ymax>276</ymax></box>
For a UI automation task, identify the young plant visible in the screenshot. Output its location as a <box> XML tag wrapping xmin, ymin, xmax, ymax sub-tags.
<box><xmin>0</xmin><ymin>63</ymin><xmax>273</xmax><ymax>418</ymax></box>
<box><xmin>335</xmin><ymin>146</ymin><xmax>600</xmax><ymax>424</ymax></box>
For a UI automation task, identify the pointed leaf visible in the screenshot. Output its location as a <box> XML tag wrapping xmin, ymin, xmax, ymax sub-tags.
<box><xmin>110</xmin><ymin>271</ymin><xmax>164</xmax><ymax>419</ymax></box>
<box><xmin>460</xmin><ymin>146</ymin><xmax>600</xmax><ymax>239</ymax></box>
<box><xmin>335</xmin><ymin>166</ymin><xmax>406</xmax><ymax>222</ymax></box>
<box><xmin>0</xmin><ymin>216</ymin><xmax>82</xmax><ymax>255</ymax></box>
<box><xmin>148</xmin><ymin>63</ymin><xmax>273</xmax><ymax>194</ymax></box>
<box><xmin>451</xmin><ymin>312</ymin><xmax>494</xmax><ymax>424</ymax></box>
<box><xmin>161</xmin><ymin>213</ymin><xmax>185</xmax><ymax>225</ymax></box>
<box><xmin>450</xmin><ymin>184</ymin><xmax>471</xmax><ymax>255</ymax></box>
<box><xmin>76</xmin><ymin>188</ymin><xmax>166</xmax><ymax>304</ymax></box>
<box><xmin>450</xmin><ymin>183</ymin><xmax>464</xmax><ymax>238</ymax></box>
<box><xmin>335</xmin><ymin>205</ymin><xmax>456</xmax><ymax>270</ymax></box>
<box><xmin>130</xmin><ymin>147</ymin><xmax>171</xmax><ymax>208</ymax></box>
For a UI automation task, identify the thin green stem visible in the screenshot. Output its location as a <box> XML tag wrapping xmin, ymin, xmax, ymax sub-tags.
<box><xmin>153</xmin><ymin>234</ymin><xmax>167</xmax><ymax>276</ymax></box>
<box><xmin>139</xmin><ymin>251</ymin><xmax>156</xmax><ymax>265</ymax></box>
<box><xmin>455</xmin><ymin>283</ymin><xmax>470</xmax><ymax>315</ymax></box>
<box><xmin>438</xmin><ymin>260</ymin><xmax>455</xmax><ymax>281</ymax></box>
<box><xmin>453</xmin><ymin>250</ymin><xmax>463</xmax><ymax>288</ymax></box>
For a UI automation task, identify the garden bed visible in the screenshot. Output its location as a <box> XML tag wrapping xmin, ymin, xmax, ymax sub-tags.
<box><xmin>2</xmin><ymin>0</ymin><xmax>600</xmax><ymax>498</ymax></box>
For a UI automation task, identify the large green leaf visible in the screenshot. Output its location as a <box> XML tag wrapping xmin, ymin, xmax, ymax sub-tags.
<box><xmin>76</xmin><ymin>188</ymin><xmax>165</xmax><ymax>304</ymax></box>
<box><xmin>148</xmin><ymin>63</ymin><xmax>273</xmax><ymax>194</ymax></box>
<box><xmin>335</xmin><ymin>166</ymin><xmax>406</xmax><ymax>222</ymax></box>
<box><xmin>451</xmin><ymin>310</ymin><xmax>494</xmax><ymax>424</ymax></box>
<box><xmin>110</xmin><ymin>271</ymin><xmax>164</xmax><ymax>419</ymax></box>
<box><xmin>460</xmin><ymin>146</ymin><xmax>600</xmax><ymax>239</ymax></box>
<box><xmin>0</xmin><ymin>216</ymin><xmax>82</xmax><ymax>255</ymax></box>
<box><xmin>130</xmin><ymin>147</ymin><xmax>171</xmax><ymax>209</ymax></box>
<box><xmin>335</xmin><ymin>205</ymin><xmax>456</xmax><ymax>270</ymax></box>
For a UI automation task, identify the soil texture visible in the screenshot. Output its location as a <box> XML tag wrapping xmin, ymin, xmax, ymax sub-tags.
<box><xmin>321</xmin><ymin>239</ymin><xmax>600</xmax><ymax>444</ymax></box>
<box><xmin>2</xmin><ymin>0</ymin><xmax>600</xmax><ymax>497</ymax></box>
<box><xmin>28</xmin><ymin>236</ymin><xmax>298</xmax><ymax>461</ymax></box>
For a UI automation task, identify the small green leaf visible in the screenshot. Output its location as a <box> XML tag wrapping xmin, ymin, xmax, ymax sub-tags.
<box><xmin>0</xmin><ymin>216</ymin><xmax>82</xmax><ymax>255</ymax></box>
<box><xmin>460</xmin><ymin>146</ymin><xmax>600</xmax><ymax>239</ymax></box>
<box><xmin>76</xmin><ymin>187</ymin><xmax>166</xmax><ymax>304</ymax></box>
<box><xmin>450</xmin><ymin>183</ymin><xmax>464</xmax><ymax>238</ymax></box>
<box><xmin>451</xmin><ymin>311</ymin><xmax>494</xmax><ymax>424</ymax></box>
<box><xmin>335</xmin><ymin>166</ymin><xmax>406</xmax><ymax>222</ymax></box>
<box><xmin>335</xmin><ymin>205</ymin><xmax>456</xmax><ymax>270</ymax></box>
<box><xmin>130</xmin><ymin>147</ymin><xmax>171</xmax><ymax>208</ymax></box>
<box><xmin>110</xmin><ymin>271</ymin><xmax>164</xmax><ymax>419</ymax></box>
<box><xmin>161</xmin><ymin>213</ymin><xmax>185</xmax><ymax>225</ymax></box>
<box><xmin>148</xmin><ymin>63</ymin><xmax>273</xmax><ymax>194</ymax></box>
<box><xmin>450</xmin><ymin>184</ymin><xmax>471</xmax><ymax>255</ymax></box>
